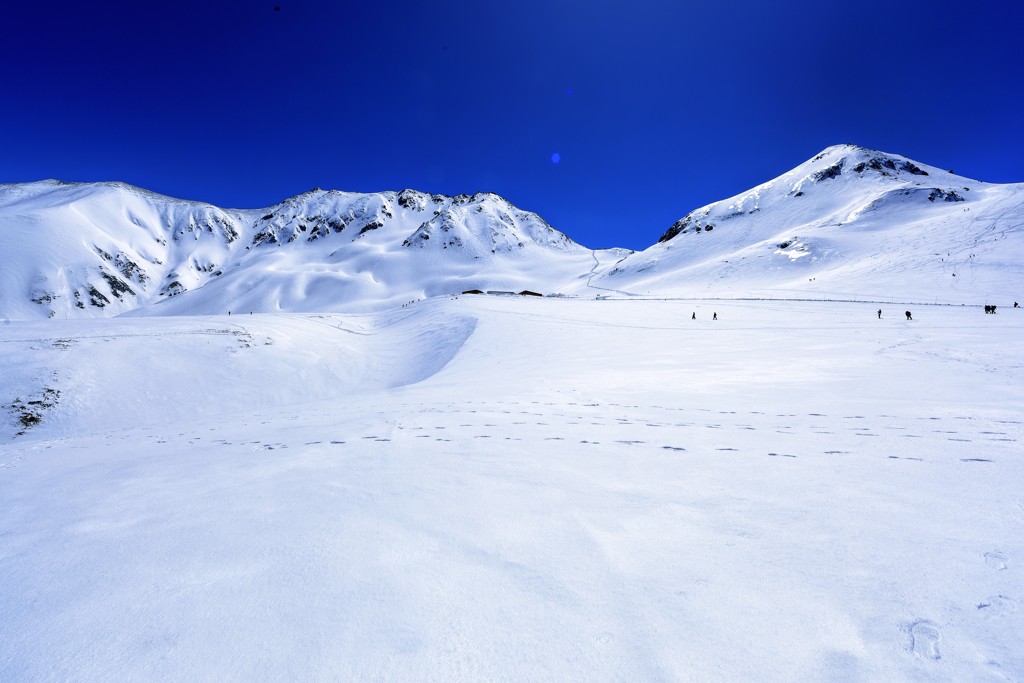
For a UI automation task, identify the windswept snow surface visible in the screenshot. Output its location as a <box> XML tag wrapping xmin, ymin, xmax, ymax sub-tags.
<box><xmin>2</xmin><ymin>296</ymin><xmax>1023</xmax><ymax>681</ymax></box>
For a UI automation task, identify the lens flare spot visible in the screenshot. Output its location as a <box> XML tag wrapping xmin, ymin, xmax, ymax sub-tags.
<box><xmin>551</xmin><ymin>152</ymin><xmax>561</xmax><ymax>164</ymax></box>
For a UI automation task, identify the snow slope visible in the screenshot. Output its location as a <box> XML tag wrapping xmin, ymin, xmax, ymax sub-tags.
<box><xmin>594</xmin><ymin>145</ymin><xmax>1024</xmax><ymax>304</ymax></box>
<box><xmin>2</xmin><ymin>296</ymin><xmax>1023</xmax><ymax>681</ymax></box>
<box><xmin>0</xmin><ymin>182</ymin><xmax>624</xmax><ymax>320</ymax></box>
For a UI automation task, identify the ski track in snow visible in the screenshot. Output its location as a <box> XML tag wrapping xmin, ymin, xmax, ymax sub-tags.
<box><xmin>1</xmin><ymin>296</ymin><xmax>1023</xmax><ymax>681</ymax></box>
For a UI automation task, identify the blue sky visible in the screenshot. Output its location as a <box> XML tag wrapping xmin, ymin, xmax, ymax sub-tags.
<box><xmin>3</xmin><ymin>0</ymin><xmax>1022</xmax><ymax>249</ymax></box>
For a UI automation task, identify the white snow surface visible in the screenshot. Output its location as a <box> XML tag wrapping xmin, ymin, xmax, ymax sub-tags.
<box><xmin>2</xmin><ymin>146</ymin><xmax>1023</xmax><ymax>680</ymax></box>
<box><xmin>2</xmin><ymin>296</ymin><xmax>1023</xmax><ymax>681</ymax></box>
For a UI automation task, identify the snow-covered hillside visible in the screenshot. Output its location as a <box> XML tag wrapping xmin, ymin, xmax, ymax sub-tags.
<box><xmin>595</xmin><ymin>145</ymin><xmax>1024</xmax><ymax>304</ymax></box>
<box><xmin>3</xmin><ymin>145</ymin><xmax>1022</xmax><ymax>319</ymax></box>
<box><xmin>0</xmin><ymin>181</ymin><xmax>624</xmax><ymax>320</ymax></box>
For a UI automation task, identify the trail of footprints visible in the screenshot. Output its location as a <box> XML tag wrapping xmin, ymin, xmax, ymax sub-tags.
<box><xmin>9</xmin><ymin>402</ymin><xmax>1019</xmax><ymax>674</ymax></box>
<box><xmin>14</xmin><ymin>400</ymin><xmax>1015</xmax><ymax>468</ymax></box>
<box><xmin>907</xmin><ymin>548</ymin><xmax>1017</xmax><ymax>665</ymax></box>
<box><xmin>272</xmin><ymin>401</ymin><xmax>1016</xmax><ymax>466</ymax></box>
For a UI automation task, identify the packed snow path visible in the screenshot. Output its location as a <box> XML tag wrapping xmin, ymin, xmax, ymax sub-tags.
<box><xmin>2</xmin><ymin>298</ymin><xmax>1022</xmax><ymax>681</ymax></box>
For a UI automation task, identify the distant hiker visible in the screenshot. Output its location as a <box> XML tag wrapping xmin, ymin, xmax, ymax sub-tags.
<box><xmin>692</xmin><ymin>312</ymin><xmax>696</xmax><ymax>320</ymax></box>
<box><xmin>1015</xmin><ymin>302</ymin><xmax>1020</xmax><ymax>308</ymax></box>
<box><xmin>713</xmin><ymin>312</ymin><xmax>718</xmax><ymax>320</ymax></box>
<box><xmin>905</xmin><ymin>310</ymin><xmax>913</xmax><ymax>321</ymax></box>
<box><xmin>877</xmin><ymin>309</ymin><xmax>882</xmax><ymax>319</ymax></box>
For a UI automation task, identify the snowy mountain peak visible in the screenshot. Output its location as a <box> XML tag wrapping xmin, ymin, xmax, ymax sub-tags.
<box><xmin>596</xmin><ymin>145</ymin><xmax>1022</xmax><ymax>303</ymax></box>
<box><xmin>0</xmin><ymin>181</ymin><xmax>603</xmax><ymax>319</ymax></box>
<box><xmin>658</xmin><ymin>145</ymin><xmax>967</xmax><ymax>244</ymax></box>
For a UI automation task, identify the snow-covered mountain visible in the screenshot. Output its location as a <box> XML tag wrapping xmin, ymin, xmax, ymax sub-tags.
<box><xmin>3</xmin><ymin>144</ymin><xmax>1022</xmax><ymax>320</ymax></box>
<box><xmin>0</xmin><ymin>181</ymin><xmax>626</xmax><ymax>319</ymax></box>
<box><xmin>594</xmin><ymin>144</ymin><xmax>1024</xmax><ymax>303</ymax></box>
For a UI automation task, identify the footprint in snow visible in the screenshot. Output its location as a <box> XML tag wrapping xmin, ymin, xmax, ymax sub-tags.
<box><xmin>984</xmin><ymin>550</ymin><xmax>1008</xmax><ymax>570</ymax></box>
<box><xmin>907</xmin><ymin>620</ymin><xmax>941</xmax><ymax>660</ymax></box>
<box><xmin>976</xmin><ymin>595</ymin><xmax>1017</xmax><ymax>614</ymax></box>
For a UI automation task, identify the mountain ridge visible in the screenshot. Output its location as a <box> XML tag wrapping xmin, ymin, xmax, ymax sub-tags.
<box><xmin>2</xmin><ymin>144</ymin><xmax>1021</xmax><ymax>320</ymax></box>
<box><xmin>0</xmin><ymin>180</ymin><xmax>620</xmax><ymax>319</ymax></box>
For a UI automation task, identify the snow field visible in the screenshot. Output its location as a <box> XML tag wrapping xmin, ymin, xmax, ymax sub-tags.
<box><xmin>1</xmin><ymin>297</ymin><xmax>1022</xmax><ymax>681</ymax></box>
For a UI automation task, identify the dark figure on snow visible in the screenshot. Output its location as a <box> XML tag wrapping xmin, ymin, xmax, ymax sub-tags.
<box><xmin>1015</xmin><ymin>302</ymin><xmax>1020</xmax><ymax>308</ymax></box>
<box><xmin>877</xmin><ymin>309</ymin><xmax>882</xmax><ymax>319</ymax></box>
<box><xmin>713</xmin><ymin>312</ymin><xmax>718</xmax><ymax>320</ymax></box>
<box><xmin>692</xmin><ymin>312</ymin><xmax>696</xmax><ymax>320</ymax></box>
<box><xmin>905</xmin><ymin>310</ymin><xmax>913</xmax><ymax>321</ymax></box>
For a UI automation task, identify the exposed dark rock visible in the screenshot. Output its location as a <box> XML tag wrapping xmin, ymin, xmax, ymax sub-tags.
<box><xmin>852</xmin><ymin>156</ymin><xmax>929</xmax><ymax>177</ymax></box>
<box><xmin>252</xmin><ymin>229</ymin><xmax>279</xmax><ymax>247</ymax></box>
<box><xmin>658</xmin><ymin>216</ymin><xmax>691</xmax><ymax>243</ymax></box>
<box><xmin>6</xmin><ymin>387</ymin><xmax>61</xmax><ymax>435</ymax></box>
<box><xmin>928</xmin><ymin>188</ymin><xmax>965</xmax><ymax>203</ymax></box>
<box><xmin>88</xmin><ymin>286</ymin><xmax>110</xmax><ymax>308</ymax></box>
<box><xmin>813</xmin><ymin>161</ymin><xmax>844</xmax><ymax>182</ymax></box>
<box><xmin>901</xmin><ymin>160</ymin><xmax>928</xmax><ymax>176</ymax></box>
<box><xmin>357</xmin><ymin>220</ymin><xmax>383</xmax><ymax>235</ymax></box>
<box><xmin>161</xmin><ymin>281</ymin><xmax>185</xmax><ymax>297</ymax></box>
<box><xmin>100</xmin><ymin>271</ymin><xmax>135</xmax><ymax>300</ymax></box>
<box><xmin>114</xmin><ymin>254</ymin><xmax>148</xmax><ymax>284</ymax></box>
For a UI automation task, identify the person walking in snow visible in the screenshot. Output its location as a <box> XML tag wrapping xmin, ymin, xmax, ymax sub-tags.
<box><xmin>692</xmin><ymin>312</ymin><xmax>696</xmax><ymax>320</ymax></box>
<box><xmin>877</xmin><ymin>309</ymin><xmax>882</xmax><ymax>319</ymax></box>
<box><xmin>905</xmin><ymin>310</ymin><xmax>913</xmax><ymax>321</ymax></box>
<box><xmin>713</xmin><ymin>312</ymin><xmax>718</xmax><ymax>320</ymax></box>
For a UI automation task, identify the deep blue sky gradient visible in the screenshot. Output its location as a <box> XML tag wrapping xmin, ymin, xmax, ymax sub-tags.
<box><xmin>3</xmin><ymin>0</ymin><xmax>1022</xmax><ymax>249</ymax></box>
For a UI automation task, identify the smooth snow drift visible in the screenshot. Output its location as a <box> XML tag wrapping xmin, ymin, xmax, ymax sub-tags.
<box><xmin>2</xmin><ymin>296</ymin><xmax>1022</xmax><ymax>681</ymax></box>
